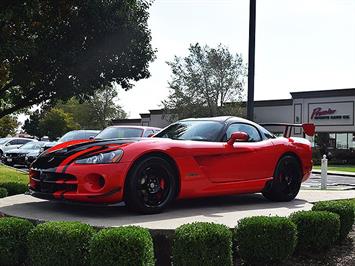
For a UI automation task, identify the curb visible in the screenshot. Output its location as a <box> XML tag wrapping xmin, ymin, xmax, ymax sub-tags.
<box><xmin>312</xmin><ymin>170</ymin><xmax>355</xmax><ymax>178</ymax></box>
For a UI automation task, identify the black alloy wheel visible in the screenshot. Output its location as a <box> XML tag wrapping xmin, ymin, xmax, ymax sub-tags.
<box><xmin>125</xmin><ymin>156</ymin><xmax>177</xmax><ymax>214</ymax></box>
<box><xmin>262</xmin><ymin>155</ymin><xmax>302</xmax><ymax>202</ymax></box>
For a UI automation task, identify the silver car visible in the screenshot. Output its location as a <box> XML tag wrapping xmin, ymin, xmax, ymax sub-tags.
<box><xmin>0</xmin><ymin>138</ymin><xmax>36</xmax><ymax>159</ymax></box>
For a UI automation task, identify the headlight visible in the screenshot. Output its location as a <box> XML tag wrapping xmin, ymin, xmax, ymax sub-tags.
<box><xmin>75</xmin><ymin>150</ymin><xmax>123</xmax><ymax>164</ymax></box>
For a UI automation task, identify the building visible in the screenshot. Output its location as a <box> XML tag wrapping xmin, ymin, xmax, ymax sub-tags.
<box><xmin>112</xmin><ymin>88</ymin><xmax>355</xmax><ymax>155</ymax></box>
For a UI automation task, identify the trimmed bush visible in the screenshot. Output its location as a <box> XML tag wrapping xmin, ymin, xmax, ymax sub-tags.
<box><xmin>290</xmin><ymin>210</ymin><xmax>340</xmax><ymax>253</ymax></box>
<box><xmin>173</xmin><ymin>222</ymin><xmax>233</xmax><ymax>266</ymax></box>
<box><xmin>0</xmin><ymin>182</ymin><xmax>28</xmax><ymax>195</ymax></box>
<box><xmin>0</xmin><ymin>187</ymin><xmax>8</xmax><ymax>198</ymax></box>
<box><xmin>0</xmin><ymin>217</ymin><xmax>34</xmax><ymax>266</ymax></box>
<box><xmin>28</xmin><ymin>221</ymin><xmax>95</xmax><ymax>266</ymax></box>
<box><xmin>234</xmin><ymin>216</ymin><xmax>297</xmax><ymax>265</ymax></box>
<box><xmin>312</xmin><ymin>200</ymin><xmax>354</xmax><ymax>240</ymax></box>
<box><xmin>90</xmin><ymin>226</ymin><xmax>154</xmax><ymax>266</ymax></box>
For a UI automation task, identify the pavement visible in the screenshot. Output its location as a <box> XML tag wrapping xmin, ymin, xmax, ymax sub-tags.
<box><xmin>0</xmin><ymin>190</ymin><xmax>354</xmax><ymax>230</ymax></box>
<box><xmin>303</xmin><ymin>172</ymin><xmax>355</xmax><ymax>190</ymax></box>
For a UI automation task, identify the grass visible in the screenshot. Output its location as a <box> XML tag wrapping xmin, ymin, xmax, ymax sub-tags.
<box><xmin>0</xmin><ymin>164</ymin><xmax>28</xmax><ymax>185</ymax></box>
<box><xmin>313</xmin><ymin>165</ymin><xmax>355</xmax><ymax>173</ymax></box>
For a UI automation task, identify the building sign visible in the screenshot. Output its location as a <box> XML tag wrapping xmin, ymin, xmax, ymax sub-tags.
<box><xmin>308</xmin><ymin>101</ymin><xmax>354</xmax><ymax>126</ymax></box>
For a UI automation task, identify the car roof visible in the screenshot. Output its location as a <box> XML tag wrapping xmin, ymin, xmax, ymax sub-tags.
<box><xmin>2</xmin><ymin>137</ymin><xmax>36</xmax><ymax>141</ymax></box>
<box><xmin>181</xmin><ymin>116</ymin><xmax>258</xmax><ymax>124</ymax></box>
<box><xmin>108</xmin><ymin>126</ymin><xmax>161</xmax><ymax>130</ymax></box>
<box><xmin>66</xmin><ymin>130</ymin><xmax>100</xmax><ymax>133</ymax></box>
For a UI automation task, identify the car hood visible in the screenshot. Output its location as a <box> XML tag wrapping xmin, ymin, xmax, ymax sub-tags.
<box><xmin>26</xmin><ymin>150</ymin><xmax>41</xmax><ymax>156</ymax></box>
<box><xmin>44</xmin><ymin>138</ymin><xmax>145</xmax><ymax>156</ymax></box>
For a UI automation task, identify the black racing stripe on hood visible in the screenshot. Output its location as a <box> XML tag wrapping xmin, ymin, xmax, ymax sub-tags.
<box><xmin>33</xmin><ymin>138</ymin><xmax>141</xmax><ymax>170</ymax></box>
<box><xmin>50</xmin><ymin>138</ymin><xmax>142</xmax><ymax>156</ymax></box>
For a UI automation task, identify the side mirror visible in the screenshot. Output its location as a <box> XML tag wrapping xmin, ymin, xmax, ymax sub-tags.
<box><xmin>227</xmin><ymin>132</ymin><xmax>249</xmax><ymax>146</ymax></box>
<box><xmin>147</xmin><ymin>134</ymin><xmax>155</xmax><ymax>138</ymax></box>
<box><xmin>89</xmin><ymin>136</ymin><xmax>95</xmax><ymax>140</ymax></box>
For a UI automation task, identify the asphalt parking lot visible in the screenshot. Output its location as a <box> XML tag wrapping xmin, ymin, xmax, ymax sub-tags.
<box><xmin>303</xmin><ymin>173</ymin><xmax>355</xmax><ymax>190</ymax></box>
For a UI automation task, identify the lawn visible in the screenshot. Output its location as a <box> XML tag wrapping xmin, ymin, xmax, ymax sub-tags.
<box><xmin>0</xmin><ymin>164</ymin><xmax>28</xmax><ymax>185</ymax></box>
<box><xmin>313</xmin><ymin>165</ymin><xmax>355</xmax><ymax>173</ymax></box>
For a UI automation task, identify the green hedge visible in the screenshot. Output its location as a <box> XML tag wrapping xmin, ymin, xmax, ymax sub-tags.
<box><xmin>173</xmin><ymin>222</ymin><xmax>232</xmax><ymax>266</ymax></box>
<box><xmin>0</xmin><ymin>182</ymin><xmax>28</xmax><ymax>196</ymax></box>
<box><xmin>290</xmin><ymin>211</ymin><xmax>340</xmax><ymax>253</ymax></box>
<box><xmin>90</xmin><ymin>226</ymin><xmax>154</xmax><ymax>266</ymax></box>
<box><xmin>0</xmin><ymin>187</ymin><xmax>8</xmax><ymax>198</ymax></box>
<box><xmin>0</xmin><ymin>217</ymin><xmax>34</xmax><ymax>266</ymax></box>
<box><xmin>28</xmin><ymin>221</ymin><xmax>95</xmax><ymax>266</ymax></box>
<box><xmin>235</xmin><ymin>216</ymin><xmax>297</xmax><ymax>265</ymax></box>
<box><xmin>312</xmin><ymin>201</ymin><xmax>354</xmax><ymax>240</ymax></box>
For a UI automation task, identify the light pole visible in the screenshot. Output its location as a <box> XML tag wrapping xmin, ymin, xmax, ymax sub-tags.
<box><xmin>247</xmin><ymin>0</ymin><xmax>256</xmax><ymax>121</ymax></box>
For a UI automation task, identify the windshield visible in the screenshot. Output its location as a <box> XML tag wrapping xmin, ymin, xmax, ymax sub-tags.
<box><xmin>19</xmin><ymin>142</ymin><xmax>43</xmax><ymax>150</ymax></box>
<box><xmin>59</xmin><ymin>131</ymin><xmax>84</xmax><ymax>142</ymax></box>
<box><xmin>95</xmin><ymin>127</ymin><xmax>143</xmax><ymax>139</ymax></box>
<box><xmin>155</xmin><ymin>121</ymin><xmax>223</xmax><ymax>141</ymax></box>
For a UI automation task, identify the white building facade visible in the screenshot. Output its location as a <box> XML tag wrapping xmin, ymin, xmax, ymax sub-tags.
<box><xmin>112</xmin><ymin>88</ymin><xmax>355</xmax><ymax>152</ymax></box>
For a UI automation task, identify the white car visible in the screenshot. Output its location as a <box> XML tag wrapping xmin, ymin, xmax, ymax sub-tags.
<box><xmin>0</xmin><ymin>138</ymin><xmax>37</xmax><ymax>159</ymax></box>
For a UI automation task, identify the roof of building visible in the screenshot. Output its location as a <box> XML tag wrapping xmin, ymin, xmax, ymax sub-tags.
<box><xmin>111</xmin><ymin>118</ymin><xmax>142</xmax><ymax>124</ymax></box>
<box><xmin>290</xmin><ymin>88</ymin><xmax>355</xmax><ymax>99</ymax></box>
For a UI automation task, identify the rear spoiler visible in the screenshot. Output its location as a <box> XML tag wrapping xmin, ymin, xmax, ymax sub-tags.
<box><xmin>260</xmin><ymin>123</ymin><xmax>315</xmax><ymax>138</ymax></box>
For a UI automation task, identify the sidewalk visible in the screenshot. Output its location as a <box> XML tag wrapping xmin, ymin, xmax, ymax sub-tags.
<box><xmin>312</xmin><ymin>169</ymin><xmax>355</xmax><ymax>177</ymax></box>
<box><xmin>1</xmin><ymin>190</ymin><xmax>355</xmax><ymax>230</ymax></box>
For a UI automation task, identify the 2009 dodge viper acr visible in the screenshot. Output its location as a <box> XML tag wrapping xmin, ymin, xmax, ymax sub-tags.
<box><xmin>29</xmin><ymin>116</ymin><xmax>315</xmax><ymax>214</ymax></box>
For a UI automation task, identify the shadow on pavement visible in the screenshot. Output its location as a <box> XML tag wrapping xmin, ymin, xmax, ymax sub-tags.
<box><xmin>0</xmin><ymin>193</ymin><xmax>309</xmax><ymax>228</ymax></box>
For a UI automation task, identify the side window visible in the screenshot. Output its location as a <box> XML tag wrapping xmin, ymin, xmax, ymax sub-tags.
<box><xmin>225</xmin><ymin>123</ymin><xmax>261</xmax><ymax>142</ymax></box>
<box><xmin>18</xmin><ymin>139</ymin><xmax>31</xmax><ymax>144</ymax></box>
<box><xmin>8</xmin><ymin>139</ymin><xmax>18</xmax><ymax>145</ymax></box>
<box><xmin>143</xmin><ymin>130</ymin><xmax>154</xmax><ymax>137</ymax></box>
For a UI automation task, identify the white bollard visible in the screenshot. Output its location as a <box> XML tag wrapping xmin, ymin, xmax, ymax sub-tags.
<box><xmin>321</xmin><ymin>154</ymin><xmax>328</xmax><ymax>190</ymax></box>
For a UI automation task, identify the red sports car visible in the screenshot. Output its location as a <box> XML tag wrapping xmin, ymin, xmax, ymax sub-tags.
<box><xmin>29</xmin><ymin>117</ymin><xmax>315</xmax><ymax>214</ymax></box>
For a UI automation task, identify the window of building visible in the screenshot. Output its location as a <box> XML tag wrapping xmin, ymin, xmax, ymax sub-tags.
<box><xmin>348</xmin><ymin>133</ymin><xmax>355</xmax><ymax>149</ymax></box>
<box><xmin>336</xmin><ymin>133</ymin><xmax>348</xmax><ymax>149</ymax></box>
<box><xmin>314</xmin><ymin>132</ymin><xmax>355</xmax><ymax>150</ymax></box>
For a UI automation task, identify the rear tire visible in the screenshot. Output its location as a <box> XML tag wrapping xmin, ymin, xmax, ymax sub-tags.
<box><xmin>262</xmin><ymin>155</ymin><xmax>302</xmax><ymax>202</ymax></box>
<box><xmin>124</xmin><ymin>156</ymin><xmax>177</xmax><ymax>214</ymax></box>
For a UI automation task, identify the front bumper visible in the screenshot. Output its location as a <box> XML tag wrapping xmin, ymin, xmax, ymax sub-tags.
<box><xmin>29</xmin><ymin>162</ymin><xmax>131</xmax><ymax>204</ymax></box>
<box><xmin>4</xmin><ymin>155</ymin><xmax>26</xmax><ymax>165</ymax></box>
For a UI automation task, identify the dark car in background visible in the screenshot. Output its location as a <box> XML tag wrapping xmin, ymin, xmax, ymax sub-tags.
<box><xmin>3</xmin><ymin>141</ymin><xmax>48</xmax><ymax>167</ymax></box>
<box><xmin>40</xmin><ymin>130</ymin><xmax>100</xmax><ymax>152</ymax></box>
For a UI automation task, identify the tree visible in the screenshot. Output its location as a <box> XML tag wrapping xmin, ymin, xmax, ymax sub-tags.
<box><xmin>23</xmin><ymin>86</ymin><xmax>127</xmax><ymax>137</ymax></box>
<box><xmin>87</xmin><ymin>85</ymin><xmax>127</xmax><ymax>129</ymax></box>
<box><xmin>163</xmin><ymin>43</ymin><xmax>247</xmax><ymax>120</ymax></box>
<box><xmin>23</xmin><ymin>110</ymin><xmax>45</xmax><ymax>138</ymax></box>
<box><xmin>57</xmin><ymin>85</ymin><xmax>127</xmax><ymax>129</ymax></box>
<box><xmin>0</xmin><ymin>115</ymin><xmax>18</xmax><ymax>137</ymax></box>
<box><xmin>0</xmin><ymin>0</ymin><xmax>155</xmax><ymax>118</ymax></box>
<box><xmin>39</xmin><ymin>108</ymin><xmax>79</xmax><ymax>140</ymax></box>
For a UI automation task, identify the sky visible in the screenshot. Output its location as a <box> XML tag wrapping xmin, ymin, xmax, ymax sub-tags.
<box><xmin>117</xmin><ymin>0</ymin><xmax>355</xmax><ymax>118</ymax></box>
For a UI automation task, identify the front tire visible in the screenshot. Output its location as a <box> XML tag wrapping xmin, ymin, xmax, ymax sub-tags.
<box><xmin>124</xmin><ymin>156</ymin><xmax>177</xmax><ymax>214</ymax></box>
<box><xmin>262</xmin><ymin>155</ymin><xmax>302</xmax><ymax>202</ymax></box>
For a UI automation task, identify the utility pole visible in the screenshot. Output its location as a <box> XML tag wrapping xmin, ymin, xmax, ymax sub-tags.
<box><xmin>247</xmin><ymin>0</ymin><xmax>256</xmax><ymax>121</ymax></box>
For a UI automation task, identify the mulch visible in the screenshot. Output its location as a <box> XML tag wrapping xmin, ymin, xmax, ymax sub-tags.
<box><xmin>285</xmin><ymin>226</ymin><xmax>355</xmax><ymax>266</ymax></box>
